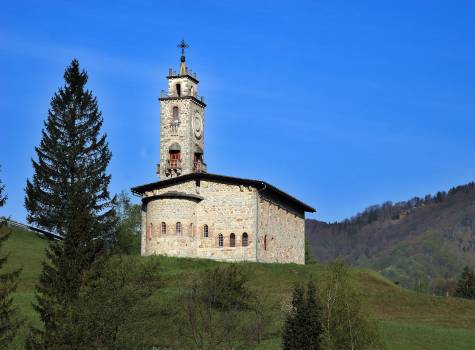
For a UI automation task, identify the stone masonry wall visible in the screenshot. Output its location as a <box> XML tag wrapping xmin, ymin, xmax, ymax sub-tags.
<box><xmin>167</xmin><ymin>76</ymin><xmax>198</xmax><ymax>98</ymax></box>
<box><xmin>159</xmin><ymin>97</ymin><xmax>205</xmax><ymax>179</ymax></box>
<box><xmin>142</xmin><ymin>179</ymin><xmax>305</xmax><ymax>264</ymax></box>
<box><xmin>142</xmin><ymin>179</ymin><xmax>257</xmax><ymax>262</ymax></box>
<box><xmin>141</xmin><ymin>203</ymin><xmax>147</xmax><ymax>255</ymax></box>
<box><xmin>257</xmin><ymin>196</ymin><xmax>305</xmax><ymax>264</ymax></box>
<box><xmin>145</xmin><ymin>197</ymin><xmax>197</xmax><ymax>257</ymax></box>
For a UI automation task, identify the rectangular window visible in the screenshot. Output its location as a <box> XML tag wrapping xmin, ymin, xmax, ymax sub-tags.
<box><xmin>170</xmin><ymin>151</ymin><xmax>181</xmax><ymax>168</ymax></box>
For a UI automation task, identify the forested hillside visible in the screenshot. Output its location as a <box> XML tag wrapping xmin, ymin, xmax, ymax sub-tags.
<box><xmin>306</xmin><ymin>182</ymin><xmax>475</xmax><ymax>293</ymax></box>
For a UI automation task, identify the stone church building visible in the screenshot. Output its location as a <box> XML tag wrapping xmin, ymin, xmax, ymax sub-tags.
<box><xmin>131</xmin><ymin>42</ymin><xmax>315</xmax><ymax>264</ymax></box>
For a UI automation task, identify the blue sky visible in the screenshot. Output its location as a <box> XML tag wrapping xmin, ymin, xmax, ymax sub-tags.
<box><xmin>1</xmin><ymin>1</ymin><xmax>474</xmax><ymax>222</ymax></box>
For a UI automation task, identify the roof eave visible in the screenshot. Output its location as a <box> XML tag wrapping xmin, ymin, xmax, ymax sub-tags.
<box><xmin>131</xmin><ymin>173</ymin><xmax>316</xmax><ymax>213</ymax></box>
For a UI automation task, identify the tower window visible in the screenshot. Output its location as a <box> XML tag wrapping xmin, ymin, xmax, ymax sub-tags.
<box><xmin>193</xmin><ymin>145</ymin><xmax>204</xmax><ymax>172</ymax></box>
<box><xmin>264</xmin><ymin>235</ymin><xmax>267</xmax><ymax>251</ymax></box>
<box><xmin>169</xmin><ymin>143</ymin><xmax>181</xmax><ymax>170</ymax></box>
<box><xmin>218</xmin><ymin>234</ymin><xmax>223</xmax><ymax>248</ymax></box>
<box><xmin>193</xmin><ymin>152</ymin><xmax>204</xmax><ymax>172</ymax></box>
<box><xmin>171</xmin><ymin>106</ymin><xmax>180</xmax><ymax>129</ymax></box>
<box><xmin>161</xmin><ymin>222</ymin><xmax>166</xmax><ymax>236</ymax></box>
<box><xmin>176</xmin><ymin>83</ymin><xmax>181</xmax><ymax>96</ymax></box>
<box><xmin>176</xmin><ymin>222</ymin><xmax>182</xmax><ymax>235</ymax></box>
<box><xmin>169</xmin><ymin>151</ymin><xmax>180</xmax><ymax>168</ymax></box>
<box><xmin>230</xmin><ymin>233</ymin><xmax>236</xmax><ymax>247</ymax></box>
<box><xmin>203</xmin><ymin>224</ymin><xmax>209</xmax><ymax>238</ymax></box>
<box><xmin>242</xmin><ymin>232</ymin><xmax>248</xmax><ymax>247</ymax></box>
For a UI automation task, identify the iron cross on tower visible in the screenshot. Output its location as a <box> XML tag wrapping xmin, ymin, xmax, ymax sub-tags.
<box><xmin>178</xmin><ymin>39</ymin><xmax>189</xmax><ymax>62</ymax></box>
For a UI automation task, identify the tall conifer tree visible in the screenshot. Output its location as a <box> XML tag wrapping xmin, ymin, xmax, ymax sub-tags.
<box><xmin>282</xmin><ymin>281</ymin><xmax>322</xmax><ymax>350</ymax></box>
<box><xmin>0</xmin><ymin>169</ymin><xmax>22</xmax><ymax>347</ymax></box>
<box><xmin>24</xmin><ymin>60</ymin><xmax>116</xmax><ymax>349</ymax></box>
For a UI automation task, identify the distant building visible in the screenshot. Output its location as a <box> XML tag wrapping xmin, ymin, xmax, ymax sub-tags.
<box><xmin>131</xmin><ymin>41</ymin><xmax>315</xmax><ymax>264</ymax></box>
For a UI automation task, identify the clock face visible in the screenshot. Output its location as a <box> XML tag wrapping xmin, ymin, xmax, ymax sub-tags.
<box><xmin>193</xmin><ymin>112</ymin><xmax>203</xmax><ymax>139</ymax></box>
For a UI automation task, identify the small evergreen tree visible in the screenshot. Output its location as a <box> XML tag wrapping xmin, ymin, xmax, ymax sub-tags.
<box><xmin>24</xmin><ymin>60</ymin><xmax>116</xmax><ymax>349</ymax></box>
<box><xmin>454</xmin><ymin>266</ymin><xmax>475</xmax><ymax>299</ymax></box>
<box><xmin>0</xmin><ymin>169</ymin><xmax>22</xmax><ymax>347</ymax></box>
<box><xmin>282</xmin><ymin>280</ymin><xmax>322</xmax><ymax>350</ymax></box>
<box><xmin>306</xmin><ymin>281</ymin><xmax>323</xmax><ymax>348</ymax></box>
<box><xmin>283</xmin><ymin>284</ymin><xmax>304</xmax><ymax>350</ymax></box>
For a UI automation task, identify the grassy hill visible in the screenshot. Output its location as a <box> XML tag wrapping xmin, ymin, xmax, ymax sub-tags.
<box><xmin>306</xmin><ymin>182</ymin><xmax>475</xmax><ymax>293</ymax></box>
<box><xmin>2</xmin><ymin>225</ymin><xmax>475</xmax><ymax>349</ymax></box>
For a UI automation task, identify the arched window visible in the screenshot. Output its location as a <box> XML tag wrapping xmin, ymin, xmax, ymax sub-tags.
<box><xmin>148</xmin><ymin>223</ymin><xmax>153</xmax><ymax>240</ymax></box>
<box><xmin>169</xmin><ymin>143</ymin><xmax>181</xmax><ymax>169</ymax></box>
<box><xmin>172</xmin><ymin>106</ymin><xmax>179</xmax><ymax>120</ymax></box>
<box><xmin>230</xmin><ymin>233</ymin><xmax>236</xmax><ymax>247</ymax></box>
<box><xmin>176</xmin><ymin>83</ymin><xmax>181</xmax><ymax>96</ymax></box>
<box><xmin>176</xmin><ymin>222</ymin><xmax>182</xmax><ymax>235</ymax></box>
<box><xmin>161</xmin><ymin>222</ymin><xmax>166</xmax><ymax>236</ymax></box>
<box><xmin>203</xmin><ymin>224</ymin><xmax>209</xmax><ymax>238</ymax></box>
<box><xmin>264</xmin><ymin>235</ymin><xmax>267</xmax><ymax>251</ymax></box>
<box><xmin>242</xmin><ymin>232</ymin><xmax>248</xmax><ymax>247</ymax></box>
<box><xmin>218</xmin><ymin>234</ymin><xmax>223</xmax><ymax>248</ymax></box>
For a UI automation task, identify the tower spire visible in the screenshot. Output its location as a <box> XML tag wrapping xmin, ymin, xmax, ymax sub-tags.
<box><xmin>177</xmin><ymin>39</ymin><xmax>189</xmax><ymax>76</ymax></box>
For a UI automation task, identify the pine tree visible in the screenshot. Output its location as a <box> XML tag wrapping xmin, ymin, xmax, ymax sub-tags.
<box><xmin>0</xmin><ymin>169</ymin><xmax>22</xmax><ymax>347</ymax></box>
<box><xmin>282</xmin><ymin>283</ymin><xmax>302</xmax><ymax>350</ymax></box>
<box><xmin>283</xmin><ymin>281</ymin><xmax>322</xmax><ymax>350</ymax></box>
<box><xmin>454</xmin><ymin>266</ymin><xmax>475</xmax><ymax>299</ymax></box>
<box><xmin>24</xmin><ymin>60</ymin><xmax>116</xmax><ymax>349</ymax></box>
<box><xmin>305</xmin><ymin>281</ymin><xmax>323</xmax><ymax>349</ymax></box>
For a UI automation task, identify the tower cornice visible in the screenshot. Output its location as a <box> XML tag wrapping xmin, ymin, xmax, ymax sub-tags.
<box><xmin>158</xmin><ymin>95</ymin><xmax>206</xmax><ymax>107</ymax></box>
<box><xmin>166</xmin><ymin>73</ymin><xmax>199</xmax><ymax>84</ymax></box>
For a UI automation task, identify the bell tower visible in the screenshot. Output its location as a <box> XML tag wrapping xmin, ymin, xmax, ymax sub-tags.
<box><xmin>158</xmin><ymin>40</ymin><xmax>207</xmax><ymax>179</ymax></box>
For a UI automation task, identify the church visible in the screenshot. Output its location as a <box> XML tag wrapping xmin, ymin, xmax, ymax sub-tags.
<box><xmin>131</xmin><ymin>41</ymin><xmax>315</xmax><ymax>264</ymax></box>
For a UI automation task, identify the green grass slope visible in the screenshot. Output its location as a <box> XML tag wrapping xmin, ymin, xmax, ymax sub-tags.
<box><xmin>2</xmin><ymin>226</ymin><xmax>475</xmax><ymax>349</ymax></box>
<box><xmin>2</xmin><ymin>226</ymin><xmax>49</xmax><ymax>325</ymax></box>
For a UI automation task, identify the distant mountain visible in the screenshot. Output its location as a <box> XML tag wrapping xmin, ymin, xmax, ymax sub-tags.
<box><xmin>306</xmin><ymin>182</ymin><xmax>475</xmax><ymax>294</ymax></box>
